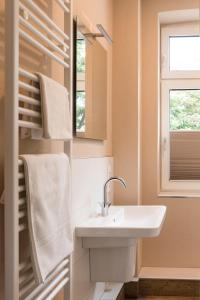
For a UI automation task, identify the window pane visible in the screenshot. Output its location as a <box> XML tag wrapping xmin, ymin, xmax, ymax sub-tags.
<box><xmin>170</xmin><ymin>36</ymin><xmax>200</xmax><ymax>71</ymax></box>
<box><xmin>77</xmin><ymin>39</ymin><xmax>86</xmax><ymax>73</ymax></box>
<box><xmin>170</xmin><ymin>90</ymin><xmax>200</xmax><ymax>180</ymax></box>
<box><xmin>76</xmin><ymin>91</ymin><xmax>86</xmax><ymax>132</ymax></box>
<box><xmin>170</xmin><ymin>90</ymin><xmax>200</xmax><ymax>131</ymax></box>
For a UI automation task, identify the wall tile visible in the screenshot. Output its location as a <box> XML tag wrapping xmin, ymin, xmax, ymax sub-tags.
<box><xmin>71</xmin><ymin>157</ymin><xmax>113</xmax><ymax>300</ymax></box>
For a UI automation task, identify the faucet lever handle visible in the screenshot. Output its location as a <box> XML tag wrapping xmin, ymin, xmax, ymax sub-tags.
<box><xmin>107</xmin><ymin>201</ymin><xmax>111</xmax><ymax>207</ymax></box>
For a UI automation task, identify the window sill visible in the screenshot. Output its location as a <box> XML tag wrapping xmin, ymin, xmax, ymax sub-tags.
<box><xmin>158</xmin><ymin>191</ymin><xmax>200</xmax><ymax>198</ymax></box>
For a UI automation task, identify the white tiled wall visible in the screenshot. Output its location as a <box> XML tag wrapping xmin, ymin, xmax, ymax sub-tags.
<box><xmin>71</xmin><ymin>157</ymin><xmax>113</xmax><ymax>300</ymax></box>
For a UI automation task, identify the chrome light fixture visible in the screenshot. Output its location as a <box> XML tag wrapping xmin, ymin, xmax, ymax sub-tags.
<box><xmin>96</xmin><ymin>24</ymin><xmax>113</xmax><ymax>44</ymax></box>
<box><xmin>84</xmin><ymin>24</ymin><xmax>113</xmax><ymax>44</ymax></box>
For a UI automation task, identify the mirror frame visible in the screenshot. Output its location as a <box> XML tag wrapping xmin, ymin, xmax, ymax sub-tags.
<box><xmin>73</xmin><ymin>18</ymin><xmax>77</xmax><ymax>137</ymax></box>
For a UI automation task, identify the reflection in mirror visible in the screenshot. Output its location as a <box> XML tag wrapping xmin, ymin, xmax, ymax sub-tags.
<box><xmin>76</xmin><ymin>30</ymin><xmax>86</xmax><ymax>133</ymax></box>
<box><xmin>73</xmin><ymin>18</ymin><xmax>107</xmax><ymax>140</ymax></box>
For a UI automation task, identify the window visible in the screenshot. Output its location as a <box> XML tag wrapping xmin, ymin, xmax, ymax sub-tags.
<box><xmin>169</xmin><ymin>36</ymin><xmax>200</xmax><ymax>71</ymax></box>
<box><xmin>170</xmin><ymin>89</ymin><xmax>200</xmax><ymax>131</ymax></box>
<box><xmin>160</xmin><ymin>22</ymin><xmax>200</xmax><ymax>196</ymax></box>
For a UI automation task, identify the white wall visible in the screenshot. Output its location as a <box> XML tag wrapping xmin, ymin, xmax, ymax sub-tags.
<box><xmin>112</xmin><ymin>0</ymin><xmax>142</xmax><ymax>273</ymax></box>
<box><xmin>71</xmin><ymin>157</ymin><xmax>113</xmax><ymax>300</ymax></box>
<box><xmin>112</xmin><ymin>0</ymin><xmax>141</xmax><ymax>206</ymax></box>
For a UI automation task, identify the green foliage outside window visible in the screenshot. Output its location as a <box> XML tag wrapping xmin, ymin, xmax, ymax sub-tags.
<box><xmin>170</xmin><ymin>90</ymin><xmax>200</xmax><ymax>131</ymax></box>
<box><xmin>76</xmin><ymin>38</ymin><xmax>86</xmax><ymax>131</ymax></box>
<box><xmin>77</xmin><ymin>39</ymin><xmax>86</xmax><ymax>73</ymax></box>
<box><xmin>76</xmin><ymin>91</ymin><xmax>85</xmax><ymax>132</ymax></box>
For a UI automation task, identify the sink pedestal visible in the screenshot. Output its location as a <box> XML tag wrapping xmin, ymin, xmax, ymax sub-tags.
<box><xmin>83</xmin><ymin>237</ymin><xmax>137</xmax><ymax>282</ymax></box>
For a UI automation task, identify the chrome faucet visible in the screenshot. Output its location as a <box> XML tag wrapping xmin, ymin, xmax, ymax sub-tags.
<box><xmin>102</xmin><ymin>176</ymin><xmax>127</xmax><ymax>217</ymax></box>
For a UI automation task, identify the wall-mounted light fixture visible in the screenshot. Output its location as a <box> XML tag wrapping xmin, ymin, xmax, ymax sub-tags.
<box><xmin>84</xmin><ymin>24</ymin><xmax>113</xmax><ymax>44</ymax></box>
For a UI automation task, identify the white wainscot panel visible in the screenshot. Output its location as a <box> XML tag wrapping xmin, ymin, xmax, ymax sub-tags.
<box><xmin>71</xmin><ymin>157</ymin><xmax>113</xmax><ymax>300</ymax></box>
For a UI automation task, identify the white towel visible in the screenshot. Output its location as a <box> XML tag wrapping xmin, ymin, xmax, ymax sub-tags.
<box><xmin>20</xmin><ymin>153</ymin><xmax>73</xmax><ymax>283</ymax></box>
<box><xmin>34</xmin><ymin>73</ymin><xmax>72</xmax><ymax>140</ymax></box>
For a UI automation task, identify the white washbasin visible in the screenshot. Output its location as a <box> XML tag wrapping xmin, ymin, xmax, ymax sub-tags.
<box><xmin>76</xmin><ymin>205</ymin><xmax>167</xmax><ymax>282</ymax></box>
<box><xmin>76</xmin><ymin>205</ymin><xmax>167</xmax><ymax>239</ymax></box>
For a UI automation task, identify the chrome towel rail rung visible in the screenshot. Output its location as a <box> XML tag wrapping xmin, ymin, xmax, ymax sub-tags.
<box><xmin>19</xmin><ymin>258</ymin><xmax>31</xmax><ymax>272</ymax></box>
<box><xmin>19</xmin><ymin>198</ymin><xmax>26</xmax><ymax>206</ymax></box>
<box><xmin>18</xmin><ymin>159</ymin><xmax>24</xmax><ymax>167</ymax></box>
<box><xmin>19</xmin><ymin>210</ymin><xmax>26</xmax><ymax>220</ymax></box>
<box><xmin>19</xmin><ymin>94</ymin><xmax>41</xmax><ymax>107</ymax></box>
<box><xmin>19</xmin><ymin>29</ymin><xmax>69</xmax><ymax>68</ymax></box>
<box><xmin>19</xmin><ymin>223</ymin><xmax>27</xmax><ymax>232</ymax></box>
<box><xmin>18</xmin><ymin>173</ymin><xmax>24</xmax><ymax>179</ymax></box>
<box><xmin>19</xmin><ymin>81</ymin><xmax>40</xmax><ymax>94</ymax></box>
<box><xmin>33</xmin><ymin>269</ymin><xmax>69</xmax><ymax>300</ymax></box>
<box><xmin>19</xmin><ymin>2</ymin><xmax>69</xmax><ymax>52</ymax></box>
<box><xmin>19</xmin><ymin>107</ymin><xmax>41</xmax><ymax>119</ymax></box>
<box><xmin>19</xmin><ymin>120</ymin><xmax>42</xmax><ymax>129</ymax></box>
<box><xmin>23</xmin><ymin>0</ymin><xmax>69</xmax><ymax>41</ymax></box>
<box><xmin>18</xmin><ymin>185</ymin><xmax>26</xmax><ymax>193</ymax></box>
<box><xmin>19</xmin><ymin>68</ymin><xmax>38</xmax><ymax>82</ymax></box>
<box><xmin>25</xmin><ymin>258</ymin><xmax>69</xmax><ymax>300</ymax></box>
<box><xmin>19</xmin><ymin>279</ymin><xmax>36</xmax><ymax>300</ymax></box>
<box><xmin>19</xmin><ymin>16</ymin><xmax>69</xmax><ymax>60</ymax></box>
<box><xmin>55</xmin><ymin>0</ymin><xmax>70</xmax><ymax>13</ymax></box>
<box><xmin>19</xmin><ymin>259</ymin><xmax>32</xmax><ymax>274</ymax></box>
<box><xmin>45</xmin><ymin>277</ymin><xmax>69</xmax><ymax>300</ymax></box>
<box><xmin>19</xmin><ymin>270</ymin><xmax>34</xmax><ymax>287</ymax></box>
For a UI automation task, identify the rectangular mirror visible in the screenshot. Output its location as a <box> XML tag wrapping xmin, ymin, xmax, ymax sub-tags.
<box><xmin>73</xmin><ymin>18</ymin><xmax>107</xmax><ymax>140</ymax></box>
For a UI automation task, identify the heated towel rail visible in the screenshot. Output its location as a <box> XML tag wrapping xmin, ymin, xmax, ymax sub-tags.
<box><xmin>5</xmin><ymin>1</ymin><xmax>72</xmax><ymax>299</ymax></box>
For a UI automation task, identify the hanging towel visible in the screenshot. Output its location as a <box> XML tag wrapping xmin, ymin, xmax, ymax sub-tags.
<box><xmin>20</xmin><ymin>153</ymin><xmax>73</xmax><ymax>283</ymax></box>
<box><xmin>34</xmin><ymin>73</ymin><xmax>72</xmax><ymax>140</ymax></box>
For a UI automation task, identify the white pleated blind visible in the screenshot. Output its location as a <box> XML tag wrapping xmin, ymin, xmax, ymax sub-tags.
<box><xmin>170</xmin><ymin>131</ymin><xmax>200</xmax><ymax>180</ymax></box>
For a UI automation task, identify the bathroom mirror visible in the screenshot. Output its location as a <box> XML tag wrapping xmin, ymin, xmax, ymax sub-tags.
<box><xmin>73</xmin><ymin>18</ymin><xmax>107</xmax><ymax>140</ymax></box>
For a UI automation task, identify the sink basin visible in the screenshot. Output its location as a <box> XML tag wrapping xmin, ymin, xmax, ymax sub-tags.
<box><xmin>75</xmin><ymin>205</ymin><xmax>167</xmax><ymax>283</ymax></box>
<box><xmin>76</xmin><ymin>205</ymin><xmax>166</xmax><ymax>239</ymax></box>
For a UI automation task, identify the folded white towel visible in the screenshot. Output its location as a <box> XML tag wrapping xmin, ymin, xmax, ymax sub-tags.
<box><xmin>34</xmin><ymin>73</ymin><xmax>72</xmax><ymax>140</ymax></box>
<box><xmin>20</xmin><ymin>153</ymin><xmax>73</xmax><ymax>283</ymax></box>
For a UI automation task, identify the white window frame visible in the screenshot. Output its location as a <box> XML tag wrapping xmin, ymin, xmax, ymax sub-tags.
<box><xmin>160</xmin><ymin>22</ymin><xmax>200</xmax><ymax>197</ymax></box>
<box><xmin>161</xmin><ymin>22</ymin><xmax>200</xmax><ymax>79</ymax></box>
